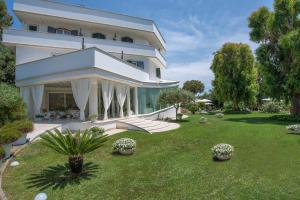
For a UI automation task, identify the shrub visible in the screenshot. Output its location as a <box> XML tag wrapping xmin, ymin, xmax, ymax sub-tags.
<box><xmin>15</xmin><ymin>120</ymin><xmax>33</xmax><ymax>133</ymax></box>
<box><xmin>0</xmin><ymin>125</ymin><xmax>22</xmax><ymax>144</ymax></box>
<box><xmin>199</xmin><ymin>117</ymin><xmax>207</xmax><ymax>124</ymax></box>
<box><xmin>0</xmin><ymin>146</ymin><xmax>5</xmax><ymax>160</ymax></box>
<box><xmin>286</xmin><ymin>125</ymin><xmax>300</xmax><ymax>134</ymax></box>
<box><xmin>270</xmin><ymin>115</ymin><xmax>300</xmax><ymax>122</ymax></box>
<box><xmin>89</xmin><ymin>126</ymin><xmax>105</xmax><ymax>135</ymax></box>
<box><xmin>112</xmin><ymin>138</ymin><xmax>136</xmax><ymax>155</ymax></box>
<box><xmin>186</xmin><ymin>103</ymin><xmax>198</xmax><ymax>114</ymax></box>
<box><xmin>212</xmin><ymin>143</ymin><xmax>234</xmax><ymax>161</ymax></box>
<box><xmin>261</xmin><ymin>101</ymin><xmax>282</xmax><ymax>113</ymax></box>
<box><xmin>215</xmin><ymin>113</ymin><xmax>224</xmax><ymax>118</ymax></box>
<box><xmin>88</xmin><ymin>115</ymin><xmax>98</xmax><ymax>121</ymax></box>
<box><xmin>0</xmin><ymin>83</ymin><xmax>27</xmax><ymax>126</ymax></box>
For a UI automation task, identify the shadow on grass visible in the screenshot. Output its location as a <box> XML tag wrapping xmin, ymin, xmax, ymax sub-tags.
<box><xmin>26</xmin><ymin>162</ymin><xmax>99</xmax><ymax>191</ymax></box>
<box><xmin>224</xmin><ymin>116</ymin><xmax>289</xmax><ymax>125</ymax></box>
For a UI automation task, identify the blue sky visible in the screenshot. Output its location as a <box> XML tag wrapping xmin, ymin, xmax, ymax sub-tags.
<box><xmin>5</xmin><ymin>0</ymin><xmax>274</xmax><ymax>90</ymax></box>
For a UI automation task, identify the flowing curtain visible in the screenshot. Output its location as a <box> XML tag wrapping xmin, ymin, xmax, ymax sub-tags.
<box><xmin>30</xmin><ymin>85</ymin><xmax>44</xmax><ymax>117</ymax></box>
<box><xmin>116</xmin><ymin>83</ymin><xmax>129</xmax><ymax>118</ymax></box>
<box><xmin>71</xmin><ymin>79</ymin><xmax>92</xmax><ymax>121</ymax></box>
<box><xmin>102</xmin><ymin>80</ymin><xmax>114</xmax><ymax>120</ymax></box>
<box><xmin>20</xmin><ymin>87</ymin><xmax>32</xmax><ymax>118</ymax></box>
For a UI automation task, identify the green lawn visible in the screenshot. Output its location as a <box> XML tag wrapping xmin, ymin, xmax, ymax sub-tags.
<box><xmin>3</xmin><ymin>113</ymin><xmax>300</xmax><ymax>200</ymax></box>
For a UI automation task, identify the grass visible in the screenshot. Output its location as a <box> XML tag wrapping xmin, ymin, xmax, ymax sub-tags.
<box><xmin>3</xmin><ymin>113</ymin><xmax>300</xmax><ymax>200</ymax></box>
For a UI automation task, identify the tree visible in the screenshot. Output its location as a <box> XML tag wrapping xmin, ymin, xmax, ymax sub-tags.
<box><xmin>41</xmin><ymin>128</ymin><xmax>108</xmax><ymax>174</ymax></box>
<box><xmin>183</xmin><ymin>80</ymin><xmax>205</xmax><ymax>95</ymax></box>
<box><xmin>211</xmin><ymin>43</ymin><xmax>258</xmax><ymax>111</ymax></box>
<box><xmin>0</xmin><ymin>0</ymin><xmax>14</xmax><ymax>84</ymax></box>
<box><xmin>158</xmin><ymin>88</ymin><xmax>194</xmax><ymax>120</ymax></box>
<box><xmin>248</xmin><ymin>0</ymin><xmax>300</xmax><ymax>115</ymax></box>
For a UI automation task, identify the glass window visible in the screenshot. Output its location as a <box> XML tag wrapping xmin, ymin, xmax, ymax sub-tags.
<box><xmin>121</xmin><ymin>36</ymin><xmax>133</xmax><ymax>43</ymax></box>
<box><xmin>156</xmin><ymin>68</ymin><xmax>161</xmax><ymax>78</ymax></box>
<box><xmin>126</xmin><ymin>60</ymin><xmax>144</xmax><ymax>70</ymax></box>
<box><xmin>71</xmin><ymin>30</ymin><xmax>79</xmax><ymax>36</ymax></box>
<box><xmin>92</xmin><ymin>33</ymin><xmax>106</xmax><ymax>39</ymax></box>
<box><xmin>66</xmin><ymin>94</ymin><xmax>78</xmax><ymax>110</ymax></box>
<box><xmin>49</xmin><ymin>93</ymin><xmax>65</xmax><ymax>111</ymax></box>
<box><xmin>48</xmin><ymin>26</ymin><xmax>56</xmax><ymax>33</ymax></box>
<box><xmin>28</xmin><ymin>25</ymin><xmax>38</xmax><ymax>32</ymax></box>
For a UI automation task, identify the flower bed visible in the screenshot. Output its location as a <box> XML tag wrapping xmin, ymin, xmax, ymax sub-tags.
<box><xmin>112</xmin><ymin>138</ymin><xmax>136</xmax><ymax>155</ymax></box>
<box><xmin>212</xmin><ymin>143</ymin><xmax>234</xmax><ymax>161</ymax></box>
<box><xmin>215</xmin><ymin>113</ymin><xmax>224</xmax><ymax>118</ymax></box>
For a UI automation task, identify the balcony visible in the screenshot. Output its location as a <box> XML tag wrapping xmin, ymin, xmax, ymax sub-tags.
<box><xmin>2</xmin><ymin>29</ymin><xmax>166</xmax><ymax>67</ymax></box>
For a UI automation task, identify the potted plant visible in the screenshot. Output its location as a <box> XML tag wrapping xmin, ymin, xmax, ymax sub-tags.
<box><xmin>12</xmin><ymin>120</ymin><xmax>34</xmax><ymax>146</ymax></box>
<box><xmin>41</xmin><ymin>128</ymin><xmax>108</xmax><ymax>174</ymax></box>
<box><xmin>112</xmin><ymin>138</ymin><xmax>136</xmax><ymax>155</ymax></box>
<box><xmin>0</xmin><ymin>126</ymin><xmax>21</xmax><ymax>159</ymax></box>
<box><xmin>212</xmin><ymin>143</ymin><xmax>234</xmax><ymax>161</ymax></box>
<box><xmin>88</xmin><ymin>114</ymin><xmax>98</xmax><ymax>123</ymax></box>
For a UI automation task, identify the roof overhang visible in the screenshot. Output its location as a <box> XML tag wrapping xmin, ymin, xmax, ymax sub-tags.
<box><xmin>15</xmin><ymin>47</ymin><xmax>179</xmax><ymax>88</ymax></box>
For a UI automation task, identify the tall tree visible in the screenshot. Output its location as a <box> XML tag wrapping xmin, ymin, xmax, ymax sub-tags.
<box><xmin>182</xmin><ymin>80</ymin><xmax>205</xmax><ymax>95</ymax></box>
<box><xmin>211</xmin><ymin>43</ymin><xmax>258</xmax><ymax>111</ymax></box>
<box><xmin>0</xmin><ymin>0</ymin><xmax>14</xmax><ymax>84</ymax></box>
<box><xmin>248</xmin><ymin>0</ymin><xmax>300</xmax><ymax>115</ymax></box>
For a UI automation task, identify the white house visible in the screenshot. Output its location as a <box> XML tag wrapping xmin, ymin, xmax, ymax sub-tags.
<box><xmin>2</xmin><ymin>0</ymin><xmax>179</xmax><ymax>121</ymax></box>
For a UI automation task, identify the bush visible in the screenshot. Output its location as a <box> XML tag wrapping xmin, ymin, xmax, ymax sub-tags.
<box><xmin>89</xmin><ymin>126</ymin><xmax>105</xmax><ymax>135</ymax></box>
<box><xmin>0</xmin><ymin>146</ymin><xmax>5</xmax><ymax>159</ymax></box>
<box><xmin>212</xmin><ymin>143</ymin><xmax>234</xmax><ymax>161</ymax></box>
<box><xmin>185</xmin><ymin>103</ymin><xmax>198</xmax><ymax>114</ymax></box>
<box><xmin>199</xmin><ymin>117</ymin><xmax>207</xmax><ymax>124</ymax></box>
<box><xmin>0</xmin><ymin>125</ymin><xmax>22</xmax><ymax>144</ymax></box>
<box><xmin>0</xmin><ymin>83</ymin><xmax>27</xmax><ymax>126</ymax></box>
<box><xmin>286</xmin><ymin>125</ymin><xmax>300</xmax><ymax>134</ymax></box>
<box><xmin>270</xmin><ymin>115</ymin><xmax>300</xmax><ymax>122</ymax></box>
<box><xmin>261</xmin><ymin>101</ymin><xmax>282</xmax><ymax>113</ymax></box>
<box><xmin>15</xmin><ymin>120</ymin><xmax>33</xmax><ymax>133</ymax></box>
<box><xmin>112</xmin><ymin>138</ymin><xmax>136</xmax><ymax>155</ymax></box>
<box><xmin>215</xmin><ymin>113</ymin><xmax>224</xmax><ymax>118</ymax></box>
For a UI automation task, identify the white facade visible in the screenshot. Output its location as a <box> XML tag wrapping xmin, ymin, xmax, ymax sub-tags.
<box><xmin>2</xmin><ymin>0</ymin><xmax>179</xmax><ymax>121</ymax></box>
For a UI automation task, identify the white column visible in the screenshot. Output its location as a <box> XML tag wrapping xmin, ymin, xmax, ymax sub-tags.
<box><xmin>127</xmin><ymin>87</ymin><xmax>131</xmax><ymax>116</ymax></box>
<box><xmin>89</xmin><ymin>80</ymin><xmax>98</xmax><ymax>117</ymax></box>
<box><xmin>134</xmin><ymin>87</ymin><xmax>139</xmax><ymax>115</ymax></box>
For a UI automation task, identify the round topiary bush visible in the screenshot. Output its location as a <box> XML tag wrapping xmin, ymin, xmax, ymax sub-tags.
<box><xmin>112</xmin><ymin>138</ymin><xmax>136</xmax><ymax>155</ymax></box>
<box><xmin>89</xmin><ymin>126</ymin><xmax>105</xmax><ymax>135</ymax></box>
<box><xmin>286</xmin><ymin>124</ymin><xmax>300</xmax><ymax>134</ymax></box>
<box><xmin>215</xmin><ymin>113</ymin><xmax>224</xmax><ymax>118</ymax></box>
<box><xmin>212</xmin><ymin>143</ymin><xmax>234</xmax><ymax>161</ymax></box>
<box><xmin>199</xmin><ymin>117</ymin><xmax>208</xmax><ymax>124</ymax></box>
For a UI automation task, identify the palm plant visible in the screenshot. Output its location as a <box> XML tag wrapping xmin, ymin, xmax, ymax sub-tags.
<box><xmin>41</xmin><ymin>128</ymin><xmax>108</xmax><ymax>174</ymax></box>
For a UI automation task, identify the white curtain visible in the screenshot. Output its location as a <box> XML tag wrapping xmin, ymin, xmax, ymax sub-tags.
<box><xmin>102</xmin><ymin>80</ymin><xmax>114</xmax><ymax>120</ymax></box>
<box><xmin>20</xmin><ymin>87</ymin><xmax>32</xmax><ymax>118</ymax></box>
<box><xmin>116</xmin><ymin>83</ymin><xmax>129</xmax><ymax>118</ymax></box>
<box><xmin>71</xmin><ymin>79</ymin><xmax>92</xmax><ymax>121</ymax></box>
<box><xmin>30</xmin><ymin>85</ymin><xmax>44</xmax><ymax>117</ymax></box>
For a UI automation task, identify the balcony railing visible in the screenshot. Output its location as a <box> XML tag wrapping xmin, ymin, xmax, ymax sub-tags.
<box><xmin>3</xmin><ymin>28</ymin><xmax>166</xmax><ymax>67</ymax></box>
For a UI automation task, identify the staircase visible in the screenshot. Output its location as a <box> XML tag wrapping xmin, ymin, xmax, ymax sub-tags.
<box><xmin>118</xmin><ymin>117</ymin><xmax>180</xmax><ymax>134</ymax></box>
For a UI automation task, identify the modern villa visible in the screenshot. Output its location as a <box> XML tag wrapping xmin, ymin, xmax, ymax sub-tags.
<box><xmin>2</xmin><ymin>0</ymin><xmax>179</xmax><ymax>121</ymax></box>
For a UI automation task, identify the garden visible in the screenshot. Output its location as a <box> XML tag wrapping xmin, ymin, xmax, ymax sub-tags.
<box><xmin>3</xmin><ymin>112</ymin><xmax>300</xmax><ymax>199</ymax></box>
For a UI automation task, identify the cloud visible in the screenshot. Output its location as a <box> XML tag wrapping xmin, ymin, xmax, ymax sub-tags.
<box><xmin>162</xmin><ymin>57</ymin><xmax>214</xmax><ymax>90</ymax></box>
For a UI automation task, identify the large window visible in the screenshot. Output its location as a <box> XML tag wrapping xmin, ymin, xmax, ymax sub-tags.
<box><xmin>92</xmin><ymin>33</ymin><xmax>106</xmax><ymax>39</ymax></box>
<box><xmin>127</xmin><ymin>60</ymin><xmax>144</xmax><ymax>70</ymax></box>
<box><xmin>156</xmin><ymin>68</ymin><xmax>161</xmax><ymax>78</ymax></box>
<box><xmin>121</xmin><ymin>36</ymin><xmax>134</xmax><ymax>43</ymax></box>
<box><xmin>49</xmin><ymin>92</ymin><xmax>78</xmax><ymax>111</ymax></box>
<box><xmin>47</xmin><ymin>26</ymin><xmax>78</xmax><ymax>36</ymax></box>
<box><xmin>28</xmin><ymin>25</ymin><xmax>38</xmax><ymax>32</ymax></box>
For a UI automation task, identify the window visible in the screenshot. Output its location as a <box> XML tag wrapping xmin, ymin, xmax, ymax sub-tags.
<box><xmin>92</xmin><ymin>33</ymin><xmax>106</xmax><ymax>39</ymax></box>
<box><xmin>156</xmin><ymin>68</ymin><xmax>161</xmax><ymax>78</ymax></box>
<box><xmin>121</xmin><ymin>36</ymin><xmax>133</xmax><ymax>43</ymax></box>
<box><xmin>56</xmin><ymin>28</ymin><xmax>71</xmax><ymax>35</ymax></box>
<box><xmin>28</xmin><ymin>25</ymin><xmax>38</xmax><ymax>32</ymax></box>
<box><xmin>127</xmin><ymin>60</ymin><xmax>144</xmax><ymax>70</ymax></box>
<box><xmin>48</xmin><ymin>26</ymin><xmax>56</xmax><ymax>33</ymax></box>
<box><xmin>71</xmin><ymin>30</ymin><xmax>79</xmax><ymax>36</ymax></box>
<box><xmin>49</xmin><ymin>93</ymin><xmax>78</xmax><ymax>111</ymax></box>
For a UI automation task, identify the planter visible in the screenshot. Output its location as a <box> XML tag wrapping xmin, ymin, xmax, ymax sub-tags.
<box><xmin>2</xmin><ymin>143</ymin><xmax>12</xmax><ymax>159</ymax></box>
<box><xmin>12</xmin><ymin>133</ymin><xmax>28</xmax><ymax>146</ymax></box>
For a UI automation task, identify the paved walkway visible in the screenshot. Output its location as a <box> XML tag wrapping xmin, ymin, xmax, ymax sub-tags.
<box><xmin>27</xmin><ymin>122</ymin><xmax>63</xmax><ymax>141</ymax></box>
